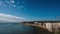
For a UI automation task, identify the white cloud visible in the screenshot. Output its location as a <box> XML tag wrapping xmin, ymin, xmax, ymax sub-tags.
<box><xmin>0</xmin><ymin>13</ymin><xmax>25</xmax><ymax>23</ymax></box>
<box><xmin>18</xmin><ymin>6</ymin><xmax>24</xmax><ymax>9</ymax></box>
<box><xmin>13</xmin><ymin>5</ymin><xmax>16</xmax><ymax>7</ymax></box>
<box><xmin>11</xmin><ymin>0</ymin><xmax>14</xmax><ymax>4</ymax></box>
<box><xmin>6</xmin><ymin>1</ymin><xmax>10</xmax><ymax>4</ymax></box>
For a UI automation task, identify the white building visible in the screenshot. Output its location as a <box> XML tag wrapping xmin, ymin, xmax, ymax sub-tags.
<box><xmin>45</xmin><ymin>23</ymin><xmax>60</xmax><ymax>31</ymax></box>
<box><xmin>23</xmin><ymin>21</ymin><xmax>60</xmax><ymax>31</ymax></box>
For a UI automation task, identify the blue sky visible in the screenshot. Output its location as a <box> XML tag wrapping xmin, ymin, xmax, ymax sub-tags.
<box><xmin>0</xmin><ymin>0</ymin><xmax>60</xmax><ymax>21</ymax></box>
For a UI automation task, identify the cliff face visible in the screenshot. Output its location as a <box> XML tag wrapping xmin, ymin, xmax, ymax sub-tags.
<box><xmin>31</xmin><ymin>26</ymin><xmax>54</xmax><ymax>34</ymax></box>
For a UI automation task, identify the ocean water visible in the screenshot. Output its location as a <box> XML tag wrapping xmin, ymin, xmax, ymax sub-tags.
<box><xmin>0</xmin><ymin>23</ymin><xmax>34</xmax><ymax>34</ymax></box>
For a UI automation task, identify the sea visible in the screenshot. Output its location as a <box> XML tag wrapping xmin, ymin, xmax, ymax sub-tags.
<box><xmin>0</xmin><ymin>23</ymin><xmax>34</xmax><ymax>34</ymax></box>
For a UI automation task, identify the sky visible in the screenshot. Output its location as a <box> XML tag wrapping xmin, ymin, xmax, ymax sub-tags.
<box><xmin>0</xmin><ymin>0</ymin><xmax>60</xmax><ymax>22</ymax></box>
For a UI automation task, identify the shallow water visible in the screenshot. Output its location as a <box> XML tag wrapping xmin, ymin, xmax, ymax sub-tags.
<box><xmin>0</xmin><ymin>23</ymin><xmax>34</xmax><ymax>34</ymax></box>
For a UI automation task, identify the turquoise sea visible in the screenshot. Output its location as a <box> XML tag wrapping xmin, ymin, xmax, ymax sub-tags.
<box><xmin>0</xmin><ymin>23</ymin><xmax>34</xmax><ymax>34</ymax></box>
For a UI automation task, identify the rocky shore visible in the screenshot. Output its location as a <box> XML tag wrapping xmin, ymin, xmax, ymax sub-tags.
<box><xmin>30</xmin><ymin>26</ymin><xmax>54</xmax><ymax>34</ymax></box>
